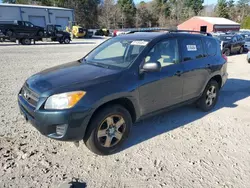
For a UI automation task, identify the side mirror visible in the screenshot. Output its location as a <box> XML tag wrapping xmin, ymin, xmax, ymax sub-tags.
<box><xmin>141</xmin><ymin>61</ymin><xmax>161</xmax><ymax>73</ymax></box>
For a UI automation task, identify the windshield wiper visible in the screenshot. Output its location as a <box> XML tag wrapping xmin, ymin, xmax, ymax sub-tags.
<box><xmin>90</xmin><ymin>62</ymin><xmax>110</xmax><ymax>69</ymax></box>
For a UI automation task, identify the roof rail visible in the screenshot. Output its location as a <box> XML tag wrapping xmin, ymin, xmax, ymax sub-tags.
<box><xmin>127</xmin><ymin>28</ymin><xmax>212</xmax><ymax>36</ymax></box>
<box><xmin>168</xmin><ymin>29</ymin><xmax>212</xmax><ymax>36</ymax></box>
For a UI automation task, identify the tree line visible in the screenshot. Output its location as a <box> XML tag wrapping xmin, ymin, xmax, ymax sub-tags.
<box><xmin>3</xmin><ymin>0</ymin><xmax>250</xmax><ymax>29</ymax></box>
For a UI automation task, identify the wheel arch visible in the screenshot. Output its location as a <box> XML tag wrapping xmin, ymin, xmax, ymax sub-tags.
<box><xmin>83</xmin><ymin>97</ymin><xmax>138</xmax><ymax>139</ymax></box>
<box><xmin>89</xmin><ymin>97</ymin><xmax>138</xmax><ymax>124</ymax></box>
<box><xmin>210</xmin><ymin>75</ymin><xmax>222</xmax><ymax>89</ymax></box>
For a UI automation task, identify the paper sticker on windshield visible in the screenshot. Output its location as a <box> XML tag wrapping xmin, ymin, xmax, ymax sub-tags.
<box><xmin>131</xmin><ymin>41</ymin><xmax>148</xmax><ymax>46</ymax></box>
<box><xmin>226</xmin><ymin>37</ymin><xmax>232</xmax><ymax>39</ymax></box>
<box><xmin>186</xmin><ymin>45</ymin><xmax>197</xmax><ymax>51</ymax></box>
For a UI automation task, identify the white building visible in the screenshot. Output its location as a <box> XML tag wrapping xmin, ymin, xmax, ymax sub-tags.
<box><xmin>0</xmin><ymin>3</ymin><xmax>74</xmax><ymax>29</ymax></box>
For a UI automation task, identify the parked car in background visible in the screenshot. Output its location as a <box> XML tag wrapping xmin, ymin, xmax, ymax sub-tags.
<box><xmin>244</xmin><ymin>37</ymin><xmax>250</xmax><ymax>51</ymax></box>
<box><xmin>247</xmin><ymin>51</ymin><xmax>250</xmax><ymax>63</ymax></box>
<box><xmin>215</xmin><ymin>34</ymin><xmax>245</xmax><ymax>56</ymax></box>
<box><xmin>239</xmin><ymin>30</ymin><xmax>250</xmax><ymax>38</ymax></box>
<box><xmin>0</xmin><ymin>20</ymin><xmax>44</xmax><ymax>37</ymax></box>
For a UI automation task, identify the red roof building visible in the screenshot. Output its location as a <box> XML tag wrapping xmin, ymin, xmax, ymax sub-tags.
<box><xmin>178</xmin><ymin>16</ymin><xmax>240</xmax><ymax>33</ymax></box>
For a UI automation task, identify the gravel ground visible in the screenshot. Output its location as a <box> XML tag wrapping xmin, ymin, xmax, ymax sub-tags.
<box><xmin>1</xmin><ymin>40</ymin><xmax>250</xmax><ymax>188</ymax></box>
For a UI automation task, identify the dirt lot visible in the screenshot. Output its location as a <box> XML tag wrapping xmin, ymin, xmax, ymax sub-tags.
<box><xmin>0</xmin><ymin>40</ymin><xmax>250</xmax><ymax>188</ymax></box>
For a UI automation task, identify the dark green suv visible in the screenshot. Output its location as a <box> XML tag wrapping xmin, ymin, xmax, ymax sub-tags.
<box><xmin>18</xmin><ymin>31</ymin><xmax>228</xmax><ymax>155</ymax></box>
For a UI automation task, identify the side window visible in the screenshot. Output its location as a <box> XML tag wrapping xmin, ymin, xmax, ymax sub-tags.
<box><xmin>232</xmin><ymin>37</ymin><xmax>237</xmax><ymax>42</ymax></box>
<box><xmin>24</xmin><ymin>22</ymin><xmax>33</xmax><ymax>27</ymax></box>
<box><xmin>181</xmin><ymin>38</ymin><xmax>204</xmax><ymax>62</ymax></box>
<box><xmin>204</xmin><ymin>38</ymin><xmax>217</xmax><ymax>56</ymax></box>
<box><xmin>145</xmin><ymin>38</ymin><xmax>179</xmax><ymax>67</ymax></box>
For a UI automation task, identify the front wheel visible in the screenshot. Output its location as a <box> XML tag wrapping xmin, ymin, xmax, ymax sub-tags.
<box><xmin>84</xmin><ymin>105</ymin><xmax>132</xmax><ymax>155</ymax></box>
<box><xmin>21</xmin><ymin>38</ymin><xmax>31</xmax><ymax>45</ymax></box>
<box><xmin>197</xmin><ymin>80</ymin><xmax>219</xmax><ymax>112</ymax></box>
<box><xmin>63</xmin><ymin>37</ymin><xmax>70</xmax><ymax>44</ymax></box>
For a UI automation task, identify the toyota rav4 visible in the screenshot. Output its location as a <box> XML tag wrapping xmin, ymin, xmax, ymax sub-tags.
<box><xmin>18</xmin><ymin>31</ymin><xmax>228</xmax><ymax>155</ymax></box>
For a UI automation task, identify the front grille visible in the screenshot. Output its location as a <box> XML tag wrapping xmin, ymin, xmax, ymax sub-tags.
<box><xmin>20</xmin><ymin>84</ymin><xmax>39</xmax><ymax>107</ymax></box>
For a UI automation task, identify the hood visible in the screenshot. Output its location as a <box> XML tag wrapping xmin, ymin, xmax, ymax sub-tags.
<box><xmin>63</xmin><ymin>31</ymin><xmax>70</xmax><ymax>36</ymax></box>
<box><xmin>26</xmin><ymin>61</ymin><xmax>122</xmax><ymax>95</ymax></box>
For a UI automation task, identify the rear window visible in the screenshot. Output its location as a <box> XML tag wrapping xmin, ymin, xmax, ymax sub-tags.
<box><xmin>181</xmin><ymin>38</ymin><xmax>204</xmax><ymax>62</ymax></box>
<box><xmin>204</xmin><ymin>38</ymin><xmax>217</xmax><ymax>56</ymax></box>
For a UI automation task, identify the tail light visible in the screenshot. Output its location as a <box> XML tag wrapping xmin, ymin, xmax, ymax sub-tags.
<box><xmin>222</xmin><ymin>54</ymin><xmax>228</xmax><ymax>62</ymax></box>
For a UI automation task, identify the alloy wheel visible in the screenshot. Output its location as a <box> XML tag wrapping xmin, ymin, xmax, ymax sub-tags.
<box><xmin>206</xmin><ymin>85</ymin><xmax>217</xmax><ymax>107</ymax></box>
<box><xmin>64</xmin><ymin>38</ymin><xmax>70</xmax><ymax>44</ymax></box>
<box><xmin>97</xmin><ymin>115</ymin><xmax>126</xmax><ymax>148</ymax></box>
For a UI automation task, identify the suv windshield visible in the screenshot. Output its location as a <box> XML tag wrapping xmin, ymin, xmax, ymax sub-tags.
<box><xmin>84</xmin><ymin>38</ymin><xmax>148</xmax><ymax>69</ymax></box>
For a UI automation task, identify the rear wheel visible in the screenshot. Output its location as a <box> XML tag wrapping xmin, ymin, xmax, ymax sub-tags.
<box><xmin>197</xmin><ymin>80</ymin><xmax>219</xmax><ymax>112</ymax></box>
<box><xmin>223</xmin><ymin>48</ymin><xmax>231</xmax><ymax>56</ymax></box>
<box><xmin>84</xmin><ymin>105</ymin><xmax>132</xmax><ymax>155</ymax></box>
<box><xmin>21</xmin><ymin>38</ymin><xmax>31</xmax><ymax>45</ymax></box>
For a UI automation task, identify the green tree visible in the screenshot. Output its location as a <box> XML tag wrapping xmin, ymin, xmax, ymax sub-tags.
<box><xmin>237</xmin><ymin>0</ymin><xmax>250</xmax><ymax>22</ymax></box>
<box><xmin>136</xmin><ymin>1</ymin><xmax>153</xmax><ymax>27</ymax></box>
<box><xmin>185</xmin><ymin>0</ymin><xmax>204</xmax><ymax>15</ymax></box>
<box><xmin>241</xmin><ymin>16</ymin><xmax>250</xmax><ymax>28</ymax></box>
<box><xmin>216</xmin><ymin>0</ymin><xmax>229</xmax><ymax>18</ymax></box>
<box><xmin>117</xmin><ymin>0</ymin><xmax>136</xmax><ymax>28</ymax></box>
<box><xmin>227</xmin><ymin>0</ymin><xmax>236</xmax><ymax>21</ymax></box>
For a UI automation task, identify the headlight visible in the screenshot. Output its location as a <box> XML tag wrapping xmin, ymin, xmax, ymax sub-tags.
<box><xmin>44</xmin><ymin>91</ymin><xmax>86</xmax><ymax>110</ymax></box>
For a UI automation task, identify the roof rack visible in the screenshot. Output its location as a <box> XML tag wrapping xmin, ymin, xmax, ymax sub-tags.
<box><xmin>127</xmin><ymin>28</ymin><xmax>212</xmax><ymax>36</ymax></box>
<box><xmin>168</xmin><ymin>29</ymin><xmax>212</xmax><ymax>36</ymax></box>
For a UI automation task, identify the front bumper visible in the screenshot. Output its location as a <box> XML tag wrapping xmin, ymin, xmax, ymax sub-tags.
<box><xmin>18</xmin><ymin>94</ymin><xmax>93</xmax><ymax>141</ymax></box>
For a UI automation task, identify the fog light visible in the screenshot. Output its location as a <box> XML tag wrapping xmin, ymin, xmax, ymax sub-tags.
<box><xmin>56</xmin><ymin>124</ymin><xmax>67</xmax><ymax>136</ymax></box>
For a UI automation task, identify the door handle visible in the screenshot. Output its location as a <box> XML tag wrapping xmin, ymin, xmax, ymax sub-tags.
<box><xmin>175</xmin><ymin>70</ymin><xmax>183</xmax><ymax>76</ymax></box>
<box><xmin>206</xmin><ymin>64</ymin><xmax>211</xmax><ymax>67</ymax></box>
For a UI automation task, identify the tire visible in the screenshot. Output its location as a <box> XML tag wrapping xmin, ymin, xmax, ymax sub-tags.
<box><xmin>64</xmin><ymin>37</ymin><xmax>70</xmax><ymax>44</ymax></box>
<box><xmin>238</xmin><ymin>46</ymin><xmax>244</xmax><ymax>54</ymax></box>
<box><xmin>21</xmin><ymin>38</ymin><xmax>31</xmax><ymax>45</ymax></box>
<box><xmin>223</xmin><ymin>48</ymin><xmax>231</xmax><ymax>56</ymax></box>
<box><xmin>6</xmin><ymin>30</ymin><xmax>13</xmax><ymax>37</ymax></box>
<box><xmin>37</xmin><ymin>31</ymin><xmax>44</xmax><ymax>37</ymax></box>
<box><xmin>59</xmin><ymin>40</ymin><xmax>64</xmax><ymax>44</ymax></box>
<box><xmin>196</xmin><ymin>80</ymin><xmax>219</xmax><ymax>112</ymax></box>
<box><xmin>84</xmin><ymin>105</ymin><xmax>132</xmax><ymax>155</ymax></box>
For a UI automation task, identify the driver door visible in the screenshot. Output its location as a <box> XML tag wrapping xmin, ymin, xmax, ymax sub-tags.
<box><xmin>138</xmin><ymin>38</ymin><xmax>184</xmax><ymax>115</ymax></box>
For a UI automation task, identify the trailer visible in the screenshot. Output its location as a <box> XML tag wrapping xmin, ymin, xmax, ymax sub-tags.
<box><xmin>0</xmin><ymin>24</ymin><xmax>71</xmax><ymax>45</ymax></box>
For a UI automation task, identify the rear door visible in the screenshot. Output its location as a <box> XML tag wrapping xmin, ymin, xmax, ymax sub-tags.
<box><xmin>180</xmin><ymin>37</ymin><xmax>210</xmax><ymax>101</ymax></box>
<box><xmin>138</xmin><ymin>38</ymin><xmax>184</xmax><ymax>115</ymax></box>
<box><xmin>231</xmin><ymin>36</ymin><xmax>238</xmax><ymax>53</ymax></box>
